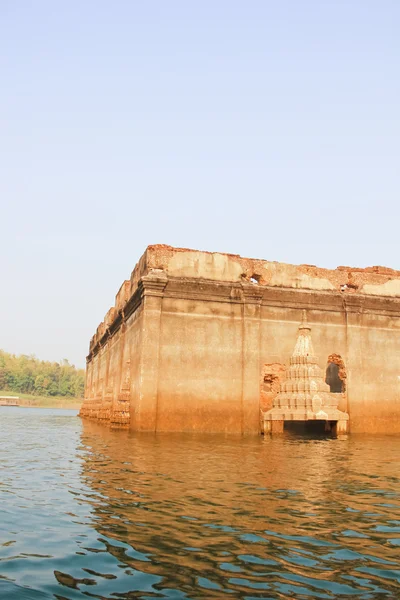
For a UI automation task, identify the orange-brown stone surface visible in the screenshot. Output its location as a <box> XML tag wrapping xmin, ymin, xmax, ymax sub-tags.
<box><xmin>80</xmin><ymin>245</ymin><xmax>400</xmax><ymax>434</ymax></box>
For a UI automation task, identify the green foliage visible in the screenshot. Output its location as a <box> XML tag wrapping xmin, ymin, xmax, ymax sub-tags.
<box><xmin>0</xmin><ymin>350</ymin><xmax>85</xmax><ymax>398</ymax></box>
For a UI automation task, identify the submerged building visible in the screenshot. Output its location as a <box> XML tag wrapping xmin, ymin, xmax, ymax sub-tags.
<box><xmin>80</xmin><ymin>245</ymin><xmax>400</xmax><ymax>434</ymax></box>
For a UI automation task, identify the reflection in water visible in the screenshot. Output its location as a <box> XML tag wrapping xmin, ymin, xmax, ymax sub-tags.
<box><xmin>0</xmin><ymin>408</ymin><xmax>399</xmax><ymax>599</ymax></box>
<box><xmin>78</xmin><ymin>422</ymin><xmax>400</xmax><ymax>599</ymax></box>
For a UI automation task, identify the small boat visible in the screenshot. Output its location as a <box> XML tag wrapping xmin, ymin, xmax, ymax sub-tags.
<box><xmin>0</xmin><ymin>396</ymin><xmax>20</xmax><ymax>407</ymax></box>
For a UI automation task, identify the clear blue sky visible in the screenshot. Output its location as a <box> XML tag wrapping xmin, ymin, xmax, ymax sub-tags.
<box><xmin>1</xmin><ymin>1</ymin><xmax>399</xmax><ymax>367</ymax></box>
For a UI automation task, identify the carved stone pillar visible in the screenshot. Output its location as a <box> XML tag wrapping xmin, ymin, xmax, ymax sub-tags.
<box><xmin>93</xmin><ymin>352</ymin><xmax>103</xmax><ymax>420</ymax></box>
<box><xmin>344</xmin><ymin>296</ymin><xmax>365</xmax><ymax>432</ymax></box>
<box><xmin>100</xmin><ymin>333</ymin><xmax>113</xmax><ymax>423</ymax></box>
<box><xmin>131</xmin><ymin>272</ymin><xmax>168</xmax><ymax>431</ymax></box>
<box><xmin>241</xmin><ymin>285</ymin><xmax>263</xmax><ymax>434</ymax></box>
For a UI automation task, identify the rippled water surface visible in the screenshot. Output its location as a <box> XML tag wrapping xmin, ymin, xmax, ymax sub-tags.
<box><xmin>1</xmin><ymin>408</ymin><xmax>400</xmax><ymax>599</ymax></box>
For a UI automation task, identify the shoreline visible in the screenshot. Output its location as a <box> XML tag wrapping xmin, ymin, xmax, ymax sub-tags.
<box><xmin>19</xmin><ymin>403</ymin><xmax>82</xmax><ymax>410</ymax></box>
<box><xmin>0</xmin><ymin>391</ymin><xmax>82</xmax><ymax>411</ymax></box>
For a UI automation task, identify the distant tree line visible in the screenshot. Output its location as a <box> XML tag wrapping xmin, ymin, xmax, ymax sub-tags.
<box><xmin>0</xmin><ymin>350</ymin><xmax>85</xmax><ymax>397</ymax></box>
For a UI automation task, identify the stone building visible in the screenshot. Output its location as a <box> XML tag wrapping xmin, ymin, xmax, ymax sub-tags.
<box><xmin>80</xmin><ymin>245</ymin><xmax>400</xmax><ymax>434</ymax></box>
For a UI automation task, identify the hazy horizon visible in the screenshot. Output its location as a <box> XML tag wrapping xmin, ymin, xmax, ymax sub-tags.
<box><xmin>2</xmin><ymin>1</ymin><xmax>399</xmax><ymax>368</ymax></box>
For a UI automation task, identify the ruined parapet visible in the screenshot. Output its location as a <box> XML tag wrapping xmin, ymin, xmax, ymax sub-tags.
<box><xmin>262</xmin><ymin>311</ymin><xmax>349</xmax><ymax>433</ymax></box>
<box><xmin>144</xmin><ymin>245</ymin><xmax>400</xmax><ymax>296</ymax></box>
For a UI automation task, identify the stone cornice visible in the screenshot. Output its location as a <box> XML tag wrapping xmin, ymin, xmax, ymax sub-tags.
<box><xmin>123</xmin><ymin>285</ymin><xmax>142</xmax><ymax>321</ymax></box>
<box><xmin>139</xmin><ymin>273</ymin><xmax>168</xmax><ymax>297</ymax></box>
<box><xmin>241</xmin><ymin>283</ymin><xmax>264</xmax><ymax>304</ymax></box>
<box><xmin>87</xmin><ymin>275</ymin><xmax>400</xmax><ymax>363</ymax></box>
<box><xmin>164</xmin><ymin>276</ymin><xmax>400</xmax><ymax>314</ymax></box>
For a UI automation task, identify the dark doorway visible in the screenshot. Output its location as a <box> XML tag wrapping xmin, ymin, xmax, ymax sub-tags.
<box><xmin>284</xmin><ymin>420</ymin><xmax>330</xmax><ymax>435</ymax></box>
<box><xmin>284</xmin><ymin>421</ymin><xmax>306</xmax><ymax>434</ymax></box>
<box><xmin>326</xmin><ymin>362</ymin><xmax>343</xmax><ymax>393</ymax></box>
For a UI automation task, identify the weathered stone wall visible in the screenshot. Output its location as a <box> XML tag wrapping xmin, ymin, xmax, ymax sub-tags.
<box><xmin>80</xmin><ymin>245</ymin><xmax>400</xmax><ymax>434</ymax></box>
<box><xmin>157</xmin><ymin>295</ymin><xmax>244</xmax><ymax>433</ymax></box>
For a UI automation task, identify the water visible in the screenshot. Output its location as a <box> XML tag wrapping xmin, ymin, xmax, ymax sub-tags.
<box><xmin>0</xmin><ymin>408</ymin><xmax>400</xmax><ymax>599</ymax></box>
